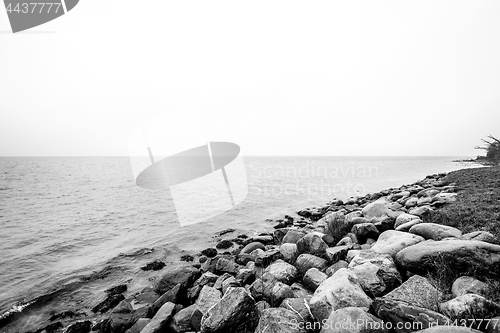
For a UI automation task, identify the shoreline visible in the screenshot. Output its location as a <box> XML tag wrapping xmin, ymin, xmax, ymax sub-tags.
<box><xmin>2</xmin><ymin>165</ymin><xmax>500</xmax><ymax>333</ymax></box>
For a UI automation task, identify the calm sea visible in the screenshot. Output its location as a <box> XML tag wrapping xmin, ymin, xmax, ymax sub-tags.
<box><xmin>0</xmin><ymin>156</ymin><xmax>477</xmax><ymax>332</ymax></box>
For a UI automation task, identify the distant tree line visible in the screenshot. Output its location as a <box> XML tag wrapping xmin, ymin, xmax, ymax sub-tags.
<box><xmin>476</xmin><ymin>135</ymin><xmax>500</xmax><ymax>161</ymax></box>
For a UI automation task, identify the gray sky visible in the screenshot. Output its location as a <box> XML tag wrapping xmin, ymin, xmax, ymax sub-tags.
<box><xmin>1</xmin><ymin>1</ymin><xmax>499</xmax><ymax>156</ymax></box>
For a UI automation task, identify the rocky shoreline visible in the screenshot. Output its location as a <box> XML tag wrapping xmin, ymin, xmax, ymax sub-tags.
<box><xmin>23</xmin><ymin>170</ymin><xmax>500</xmax><ymax>333</ymax></box>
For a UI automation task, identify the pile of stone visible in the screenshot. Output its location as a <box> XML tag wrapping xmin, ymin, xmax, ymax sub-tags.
<box><xmin>70</xmin><ymin>173</ymin><xmax>500</xmax><ymax>333</ymax></box>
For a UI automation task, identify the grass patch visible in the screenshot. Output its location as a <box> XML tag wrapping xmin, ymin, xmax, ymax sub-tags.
<box><xmin>424</xmin><ymin>166</ymin><xmax>500</xmax><ymax>241</ymax></box>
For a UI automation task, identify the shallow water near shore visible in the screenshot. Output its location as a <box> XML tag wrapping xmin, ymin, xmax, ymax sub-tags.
<box><xmin>0</xmin><ymin>156</ymin><xmax>480</xmax><ymax>332</ymax></box>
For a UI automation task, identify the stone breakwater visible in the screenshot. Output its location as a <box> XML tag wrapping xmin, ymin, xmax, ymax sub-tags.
<box><xmin>31</xmin><ymin>172</ymin><xmax>500</xmax><ymax>333</ymax></box>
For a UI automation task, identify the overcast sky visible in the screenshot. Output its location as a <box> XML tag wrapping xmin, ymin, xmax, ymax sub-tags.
<box><xmin>1</xmin><ymin>1</ymin><xmax>499</xmax><ymax>156</ymax></box>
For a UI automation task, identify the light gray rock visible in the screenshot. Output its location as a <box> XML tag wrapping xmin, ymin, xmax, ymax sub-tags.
<box><xmin>320</xmin><ymin>307</ymin><xmax>388</xmax><ymax>333</ymax></box>
<box><xmin>381</xmin><ymin>275</ymin><xmax>442</xmax><ymax>311</ymax></box>
<box><xmin>409</xmin><ymin>205</ymin><xmax>433</xmax><ymax>217</ymax></box>
<box><xmin>325</xmin><ymin>260</ymin><xmax>349</xmax><ymax>277</ymax></box>
<box><xmin>416</xmin><ymin>327</ymin><xmax>481</xmax><ymax>333</ymax></box>
<box><xmin>280</xmin><ymin>243</ymin><xmax>299</xmax><ymax>264</ymax></box>
<box><xmin>303</xmin><ymin>268</ymin><xmax>327</xmax><ymax>291</ymax></box>
<box><xmin>191</xmin><ymin>286</ymin><xmax>222</xmax><ymax>331</ymax></box>
<box><xmin>264</xmin><ymin>260</ymin><xmax>298</xmax><ymax>285</ymax></box>
<box><xmin>169</xmin><ymin>304</ymin><xmax>196</xmax><ymax>333</ymax></box>
<box><xmin>309</xmin><ymin>268</ymin><xmax>372</xmax><ymax>323</ymax></box>
<box><xmin>221</xmin><ymin>276</ymin><xmax>240</xmax><ymax>294</ymax></box>
<box><xmin>283</xmin><ymin>230</ymin><xmax>307</xmax><ymax>244</ymax></box>
<box><xmin>141</xmin><ymin>302</ymin><xmax>176</xmax><ymax>333</ymax></box>
<box><xmin>395</xmin><ymin>240</ymin><xmax>500</xmax><ymax>277</ymax></box>
<box><xmin>295</xmin><ymin>254</ymin><xmax>328</xmax><ymax>275</ymax></box>
<box><xmin>254</xmin><ymin>308</ymin><xmax>306</xmax><ymax>333</ymax></box>
<box><xmin>291</xmin><ymin>282</ymin><xmax>313</xmax><ymax>299</ymax></box>
<box><xmin>362</xmin><ymin>202</ymin><xmax>389</xmax><ymax>219</ymax></box>
<box><xmin>280</xmin><ymin>298</ymin><xmax>315</xmax><ymax>325</ymax></box>
<box><xmin>452</xmin><ymin>276</ymin><xmax>489</xmax><ymax>297</ymax></box>
<box><xmin>394</xmin><ymin>213</ymin><xmax>420</xmax><ymax>229</ymax></box>
<box><xmin>395</xmin><ymin>218</ymin><xmax>422</xmax><ymax>232</ymax></box>
<box><xmin>346</xmin><ymin>250</ymin><xmax>361</xmax><ymax>263</ymax></box>
<box><xmin>201</xmin><ymin>287</ymin><xmax>255</xmax><ymax>333</ymax></box>
<box><xmin>371</xmin><ymin>230</ymin><xmax>425</xmax><ymax>257</ymax></box>
<box><xmin>409</xmin><ymin>223</ymin><xmax>462</xmax><ymax>241</ymax></box>
<box><xmin>440</xmin><ymin>294</ymin><xmax>500</xmax><ymax>320</ymax></box>
<box><xmin>462</xmin><ymin>231</ymin><xmax>497</xmax><ymax>244</ymax></box>
<box><xmin>124</xmin><ymin>318</ymin><xmax>150</xmax><ymax>333</ymax></box>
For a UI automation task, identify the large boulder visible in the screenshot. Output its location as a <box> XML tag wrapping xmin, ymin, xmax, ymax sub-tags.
<box><xmin>408</xmin><ymin>223</ymin><xmax>462</xmax><ymax>241</ymax></box>
<box><xmin>169</xmin><ymin>304</ymin><xmax>196</xmax><ymax>333</ymax></box>
<box><xmin>254</xmin><ymin>308</ymin><xmax>306</xmax><ymax>333</ymax></box>
<box><xmin>309</xmin><ymin>268</ymin><xmax>372</xmax><ymax>323</ymax></box>
<box><xmin>297</xmin><ymin>233</ymin><xmax>328</xmax><ymax>258</ymax></box>
<box><xmin>351</xmin><ymin>223</ymin><xmax>380</xmax><ymax>243</ymax></box>
<box><xmin>320</xmin><ymin>307</ymin><xmax>388</xmax><ymax>333</ymax></box>
<box><xmin>362</xmin><ymin>201</ymin><xmax>389</xmax><ymax>219</ymax></box>
<box><xmin>372</xmin><ymin>298</ymin><xmax>449</xmax><ymax>333</ymax></box>
<box><xmin>395</xmin><ymin>240</ymin><xmax>500</xmax><ymax>277</ymax></box>
<box><xmin>283</xmin><ymin>230</ymin><xmax>307</xmax><ymax>244</ymax></box>
<box><xmin>280</xmin><ymin>298</ymin><xmax>315</xmax><ymax>325</ymax></box>
<box><xmin>452</xmin><ymin>276</ymin><xmax>489</xmax><ymax>297</ymax></box>
<box><xmin>280</xmin><ymin>243</ymin><xmax>299</xmax><ymax>264</ymax></box>
<box><xmin>201</xmin><ymin>287</ymin><xmax>256</xmax><ymax>333</ymax></box>
<box><xmin>141</xmin><ymin>302</ymin><xmax>176</xmax><ymax>333</ymax></box>
<box><xmin>295</xmin><ymin>254</ymin><xmax>328</xmax><ymax>275</ymax></box>
<box><xmin>462</xmin><ymin>231</ymin><xmax>497</xmax><ymax>244</ymax></box>
<box><xmin>371</xmin><ymin>230</ymin><xmax>424</xmax><ymax>257</ymax></box>
<box><xmin>154</xmin><ymin>266</ymin><xmax>200</xmax><ymax>295</ymax></box>
<box><xmin>381</xmin><ymin>275</ymin><xmax>442</xmax><ymax>311</ymax></box>
<box><xmin>348</xmin><ymin>250</ymin><xmax>402</xmax><ymax>296</ymax></box>
<box><xmin>187</xmin><ymin>272</ymin><xmax>218</xmax><ymax>301</ymax></box>
<box><xmin>190</xmin><ymin>286</ymin><xmax>221</xmax><ymax>331</ymax></box>
<box><xmin>439</xmin><ymin>294</ymin><xmax>500</xmax><ymax>321</ymax></box>
<box><xmin>303</xmin><ymin>268</ymin><xmax>327</xmax><ymax>291</ymax></box>
<box><xmin>250</xmin><ymin>273</ymin><xmax>295</xmax><ymax>306</ymax></box>
<box><xmin>264</xmin><ymin>260</ymin><xmax>298</xmax><ymax>285</ymax></box>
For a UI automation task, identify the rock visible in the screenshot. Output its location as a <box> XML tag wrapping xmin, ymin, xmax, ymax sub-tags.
<box><xmin>241</xmin><ymin>242</ymin><xmax>266</xmax><ymax>254</ymax></box>
<box><xmin>415</xmin><ymin>327</ymin><xmax>482</xmax><ymax>333</ymax></box>
<box><xmin>154</xmin><ymin>266</ymin><xmax>200</xmax><ymax>295</ymax></box>
<box><xmin>374</xmin><ymin>216</ymin><xmax>396</xmax><ymax>233</ymax></box>
<box><xmin>169</xmin><ymin>304</ymin><xmax>196</xmax><ymax>333</ymax></box>
<box><xmin>250</xmin><ymin>273</ymin><xmax>295</xmax><ymax>306</ymax></box>
<box><xmin>264</xmin><ymin>260</ymin><xmax>298</xmax><ymax>285</ymax></box>
<box><xmin>255</xmin><ymin>300</ymin><xmax>271</xmax><ymax>317</ymax></box>
<box><xmin>432</xmin><ymin>192</ymin><xmax>457</xmax><ymax>204</ymax></box>
<box><xmin>309</xmin><ymin>268</ymin><xmax>372</xmax><ymax>323</ymax></box>
<box><xmin>348</xmin><ymin>250</ymin><xmax>402</xmax><ymax>297</ymax></box>
<box><xmin>221</xmin><ymin>276</ymin><xmax>240</xmax><ymax>294</ymax></box>
<box><xmin>66</xmin><ymin>321</ymin><xmax>92</xmax><ymax>333</ymax></box>
<box><xmin>452</xmin><ymin>276</ymin><xmax>489</xmax><ymax>297</ymax></box>
<box><xmin>252</xmin><ymin>248</ymin><xmax>282</xmax><ymax>266</ymax></box>
<box><xmin>325</xmin><ymin>246</ymin><xmax>350</xmax><ymax>263</ymax></box>
<box><xmin>303</xmin><ymin>268</ymin><xmax>327</xmax><ymax>291</ymax></box>
<box><xmin>346</xmin><ymin>250</ymin><xmax>361</xmax><ymax>262</ymax></box>
<box><xmin>149</xmin><ymin>284</ymin><xmax>181</xmax><ymax>317</ymax></box>
<box><xmin>351</xmin><ymin>223</ymin><xmax>380</xmax><ymax>243</ymax></box>
<box><xmin>124</xmin><ymin>318</ymin><xmax>150</xmax><ymax>333</ymax></box>
<box><xmin>111</xmin><ymin>299</ymin><xmax>133</xmax><ymax>314</ymax></box>
<box><xmin>280</xmin><ymin>298</ymin><xmax>315</xmax><ymax>325</ymax></box>
<box><xmin>362</xmin><ymin>201</ymin><xmax>389</xmax><ymax>219</ymax></box>
<box><xmin>439</xmin><ymin>294</ymin><xmax>500</xmax><ymax>320</ymax></box>
<box><xmin>409</xmin><ymin>223</ymin><xmax>462</xmax><ymax>240</ymax></box>
<box><xmin>104</xmin><ymin>313</ymin><xmax>137</xmax><ymax>333</ymax></box>
<box><xmin>395</xmin><ymin>218</ymin><xmax>422</xmax><ymax>232</ymax></box>
<box><xmin>325</xmin><ymin>260</ymin><xmax>349</xmax><ymax>276</ymax></box>
<box><xmin>290</xmin><ymin>283</ymin><xmax>313</xmax><ymax>299</ymax></box>
<box><xmin>297</xmin><ymin>233</ymin><xmax>328</xmax><ymax>258</ymax></box>
<box><xmin>382</xmin><ymin>275</ymin><xmax>442</xmax><ymax>311</ymax></box>
<box><xmin>462</xmin><ymin>231</ymin><xmax>498</xmax><ymax>244</ymax></box>
<box><xmin>187</xmin><ymin>272</ymin><xmax>218</xmax><ymax>301</ymax></box>
<box><xmin>320</xmin><ymin>307</ymin><xmax>388</xmax><ymax>333</ymax></box>
<box><xmin>280</xmin><ymin>243</ymin><xmax>299</xmax><ymax>264</ymax></box>
<box><xmin>295</xmin><ymin>254</ymin><xmax>328</xmax><ymax>275</ymax></box>
<box><xmin>395</xmin><ymin>240</ymin><xmax>500</xmax><ymax>277</ymax></box>
<box><xmin>215</xmin><ymin>257</ymin><xmax>241</xmax><ymax>275</ymax></box>
<box><xmin>322</xmin><ymin>212</ymin><xmax>351</xmax><ymax>244</ymax></box>
<box><xmin>92</xmin><ymin>294</ymin><xmax>125</xmax><ymax>313</ymax></box>
<box><xmin>180</xmin><ymin>254</ymin><xmax>194</xmax><ymax>262</ymax></box>
<box><xmin>409</xmin><ymin>205</ymin><xmax>433</xmax><ymax>217</ymax></box>
<box><xmin>141</xmin><ymin>260</ymin><xmax>166</xmax><ymax>271</ymax></box>
<box><xmin>201</xmin><ymin>287</ymin><xmax>256</xmax><ymax>333</ymax></box>
<box><xmin>372</xmin><ymin>298</ymin><xmax>449</xmax><ymax>333</ymax></box>
<box><xmin>141</xmin><ymin>302</ymin><xmax>176</xmax><ymax>333</ymax></box>
<box><xmin>190</xmin><ymin>286</ymin><xmax>221</xmax><ymax>331</ymax></box>
<box><xmin>254</xmin><ymin>308</ymin><xmax>306</xmax><ymax>333</ymax></box>
<box><xmin>201</xmin><ymin>248</ymin><xmax>218</xmax><ymax>258</ymax></box>
<box><xmin>394</xmin><ymin>213</ymin><xmax>420</xmax><ymax>229</ymax></box>
<box><xmin>213</xmin><ymin>273</ymin><xmax>232</xmax><ymax>290</ymax></box>
<box><xmin>236</xmin><ymin>268</ymin><xmax>255</xmax><ymax>285</ymax></box>
<box><xmin>371</xmin><ymin>230</ymin><xmax>425</xmax><ymax>257</ymax></box>
<box><xmin>283</xmin><ymin>230</ymin><xmax>307</xmax><ymax>244</ymax></box>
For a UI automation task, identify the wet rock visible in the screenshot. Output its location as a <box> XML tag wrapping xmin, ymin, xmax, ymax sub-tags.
<box><xmin>216</xmin><ymin>239</ymin><xmax>233</xmax><ymax>250</ymax></box>
<box><xmin>254</xmin><ymin>308</ymin><xmax>306</xmax><ymax>333</ymax></box>
<box><xmin>325</xmin><ymin>246</ymin><xmax>350</xmax><ymax>263</ymax></box>
<box><xmin>372</xmin><ymin>298</ymin><xmax>449</xmax><ymax>333</ymax></box>
<box><xmin>92</xmin><ymin>294</ymin><xmax>125</xmax><ymax>313</ymax></box>
<box><xmin>154</xmin><ymin>266</ymin><xmax>200</xmax><ymax>295</ymax></box>
<box><xmin>439</xmin><ymin>294</ymin><xmax>500</xmax><ymax>320</ymax></box>
<box><xmin>303</xmin><ymin>268</ymin><xmax>327</xmax><ymax>291</ymax></box>
<box><xmin>409</xmin><ymin>223</ymin><xmax>462</xmax><ymax>240</ymax></box>
<box><xmin>264</xmin><ymin>260</ymin><xmax>298</xmax><ymax>285</ymax></box>
<box><xmin>149</xmin><ymin>284</ymin><xmax>180</xmax><ymax>317</ymax></box>
<box><xmin>297</xmin><ymin>233</ymin><xmax>328</xmax><ymax>258</ymax></box>
<box><xmin>462</xmin><ymin>231</ymin><xmax>498</xmax><ymax>244</ymax></box>
<box><xmin>201</xmin><ymin>248</ymin><xmax>218</xmax><ymax>258</ymax></box>
<box><xmin>180</xmin><ymin>255</ymin><xmax>194</xmax><ymax>262</ymax></box>
<box><xmin>104</xmin><ymin>313</ymin><xmax>137</xmax><ymax>333</ymax></box>
<box><xmin>280</xmin><ymin>243</ymin><xmax>299</xmax><ymax>264</ymax></box>
<box><xmin>309</xmin><ymin>268</ymin><xmax>372</xmax><ymax>323</ymax></box>
<box><xmin>241</xmin><ymin>242</ymin><xmax>266</xmax><ymax>254</ymax></box>
<box><xmin>141</xmin><ymin>260</ymin><xmax>166</xmax><ymax>271</ymax></box>
<box><xmin>325</xmin><ymin>260</ymin><xmax>349</xmax><ymax>276</ymax></box>
<box><xmin>395</xmin><ymin>240</ymin><xmax>500</xmax><ymax>277</ymax></box>
<box><xmin>452</xmin><ymin>276</ymin><xmax>489</xmax><ymax>297</ymax></box>
<box><xmin>371</xmin><ymin>230</ymin><xmax>424</xmax><ymax>257</ymax></box>
<box><xmin>295</xmin><ymin>254</ymin><xmax>328</xmax><ymax>275</ymax></box>
<box><xmin>201</xmin><ymin>287</ymin><xmax>256</xmax><ymax>333</ymax></box>
<box><xmin>111</xmin><ymin>300</ymin><xmax>133</xmax><ymax>314</ymax></box>
<box><xmin>106</xmin><ymin>285</ymin><xmax>128</xmax><ymax>295</ymax></box>
<box><xmin>283</xmin><ymin>230</ymin><xmax>307</xmax><ymax>244</ymax></box>
<box><xmin>381</xmin><ymin>275</ymin><xmax>442</xmax><ymax>311</ymax></box>
<box><xmin>66</xmin><ymin>321</ymin><xmax>92</xmax><ymax>333</ymax></box>
<box><xmin>321</xmin><ymin>307</ymin><xmax>388</xmax><ymax>333</ymax></box>
<box><xmin>48</xmin><ymin>310</ymin><xmax>85</xmax><ymax>321</ymax></box>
